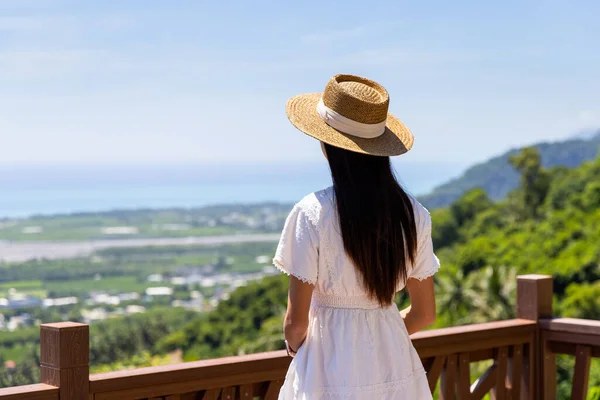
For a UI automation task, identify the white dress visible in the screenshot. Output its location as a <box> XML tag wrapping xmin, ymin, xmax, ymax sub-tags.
<box><xmin>273</xmin><ymin>187</ymin><xmax>440</xmax><ymax>400</ymax></box>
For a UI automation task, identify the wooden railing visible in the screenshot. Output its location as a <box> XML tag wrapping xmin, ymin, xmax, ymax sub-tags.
<box><xmin>1</xmin><ymin>274</ymin><xmax>599</xmax><ymax>399</ymax></box>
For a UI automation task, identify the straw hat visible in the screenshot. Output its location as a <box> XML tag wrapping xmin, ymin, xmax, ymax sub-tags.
<box><xmin>286</xmin><ymin>74</ymin><xmax>413</xmax><ymax>157</ymax></box>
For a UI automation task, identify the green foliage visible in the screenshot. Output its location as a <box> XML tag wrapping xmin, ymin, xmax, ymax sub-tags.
<box><xmin>509</xmin><ymin>147</ymin><xmax>550</xmax><ymax>219</ymax></box>
<box><xmin>559</xmin><ymin>282</ymin><xmax>600</xmax><ymax>320</ymax></box>
<box><xmin>450</xmin><ymin>188</ymin><xmax>493</xmax><ymax>226</ymax></box>
<box><xmin>157</xmin><ymin>275</ymin><xmax>288</xmax><ymax>360</ymax></box>
<box><xmin>89</xmin><ymin>307</ymin><xmax>198</xmax><ymax>365</ymax></box>
<box><xmin>419</xmin><ymin>131</ymin><xmax>600</xmax><ymax>209</ymax></box>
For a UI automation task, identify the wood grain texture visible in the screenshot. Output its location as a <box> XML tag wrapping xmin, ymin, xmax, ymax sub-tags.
<box><xmin>40</xmin><ymin>323</ymin><xmax>89</xmax><ymax>368</ymax></box>
<box><xmin>509</xmin><ymin>344</ymin><xmax>523</xmax><ymax>399</ymax></box>
<box><xmin>200</xmin><ymin>389</ymin><xmax>221</xmax><ymax>400</ymax></box>
<box><xmin>522</xmin><ymin>340</ymin><xmax>534</xmax><ymax>400</ymax></box>
<box><xmin>412</xmin><ymin>319</ymin><xmax>535</xmax><ymax>359</ymax></box>
<box><xmin>92</xmin><ymin>370</ymin><xmax>287</xmax><ymax>400</ymax></box>
<box><xmin>426</xmin><ymin>356</ymin><xmax>445</xmax><ymax>393</ymax></box>
<box><xmin>542</xmin><ymin>338</ymin><xmax>557</xmax><ymax>400</ymax></box>
<box><xmin>540</xmin><ymin>318</ymin><xmax>600</xmax><ymax>335</ymax></box>
<box><xmin>264</xmin><ymin>380</ymin><xmax>283</xmax><ymax>400</ymax></box>
<box><xmin>0</xmin><ymin>384</ymin><xmax>59</xmax><ymax>400</ymax></box>
<box><xmin>492</xmin><ymin>347</ymin><xmax>508</xmax><ymax>399</ymax></box>
<box><xmin>220</xmin><ymin>386</ymin><xmax>236</xmax><ymax>400</ymax></box>
<box><xmin>41</xmin><ymin>366</ymin><xmax>89</xmax><ymax>400</ymax></box>
<box><xmin>440</xmin><ymin>354</ymin><xmax>457</xmax><ymax>400</ymax></box>
<box><xmin>90</xmin><ymin>350</ymin><xmax>290</xmax><ymax>394</ymax></box>
<box><xmin>457</xmin><ymin>353</ymin><xmax>471</xmax><ymax>400</ymax></box>
<box><xmin>516</xmin><ymin>275</ymin><xmax>553</xmax><ymax>321</ymax></box>
<box><xmin>571</xmin><ymin>345</ymin><xmax>591</xmax><ymax>400</ymax></box>
<box><xmin>471</xmin><ymin>365</ymin><xmax>497</xmax><ymax>400</ymax></box>
<box><xmin>237</xmin><ymin>384</ymin><xmax>253</xmax><ymax>399</ymax></box>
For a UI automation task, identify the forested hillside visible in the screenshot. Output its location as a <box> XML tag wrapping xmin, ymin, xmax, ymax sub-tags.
<box><xmin>419</xmin><ymin>131</ymin><xmax>600</xmax><ymax>209</ymax></box>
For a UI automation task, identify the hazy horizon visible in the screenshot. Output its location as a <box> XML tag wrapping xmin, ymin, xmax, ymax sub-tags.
<box><xmin>0</xmin><ymin>160</ymin><xmax>465</xmax><ymax>218</ymax></box>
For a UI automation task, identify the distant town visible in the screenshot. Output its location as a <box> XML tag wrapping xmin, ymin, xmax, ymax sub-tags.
<box><xmin>0</xmin><ymin>260</ymin><xmax>279</xmax><ymax>332</ymax></box>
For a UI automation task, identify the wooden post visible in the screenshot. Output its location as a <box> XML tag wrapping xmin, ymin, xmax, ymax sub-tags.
<box><xmin>516</xmin><ymin>274</ymin><xmax>553</xmax><ymax>400</ymax></box>
<box><xmin>40</xmin><ymin>322</ymin><xmax>89</xmax><ymax>399</ymax></box>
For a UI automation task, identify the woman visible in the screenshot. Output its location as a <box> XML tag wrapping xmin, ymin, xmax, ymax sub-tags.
<box><xmin>273</xmin><ymin>74</ymin><xmax>439</xmax><ymax>399</ymax></box>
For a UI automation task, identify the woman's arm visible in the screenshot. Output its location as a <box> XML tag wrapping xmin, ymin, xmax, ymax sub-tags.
<box><xmin>401</xmin><ymin>276</ymin><xmax>436</xmax><ymax>335</ymax></box>
<box><xmin>283</xmin><ymin>276</ymin><xmax>314</xmax><ymax>354</ymax></box>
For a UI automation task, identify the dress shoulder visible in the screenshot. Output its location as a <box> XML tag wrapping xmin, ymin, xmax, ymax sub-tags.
<box><xmin>294</xmin><ymin>186</ymin><xmax>334</xmax><ymax>229</ymax></box>
<box><xmin>408</xmin><ymin>195</ymin><xmax>433</xmax><ymax>233</ymax></box>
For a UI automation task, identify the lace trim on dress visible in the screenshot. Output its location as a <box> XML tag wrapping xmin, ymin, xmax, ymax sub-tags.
<box><xmin>272</xmin><ymin>257</ymin><xmax>316</xmax><ymax>285</ymax></box>
<box><xmin>409</xmin><ymin>256</ymin><xmax>441</xmax><ymax>281</ymax></box>
<box><xmin>301</xmin><ymin>193</ymin><xmax>322</xmax><ymax>228</ymax></box>
<box><xmin>312</xmin><ymin>368</ymin><xmax>427</xmax><ymax>397</ymax></box>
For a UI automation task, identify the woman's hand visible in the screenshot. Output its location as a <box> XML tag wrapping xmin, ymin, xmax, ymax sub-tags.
<box><xmin>401</xmin><ymin>276</ymin><xmax>436</xmax><ymax>335</ymax></box>
<box><xmin>283</xmin><ymin>276</ymin><xmax>314</xmax><ymax>354</ymax></box>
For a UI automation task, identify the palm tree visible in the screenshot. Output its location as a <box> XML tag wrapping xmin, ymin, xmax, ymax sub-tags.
<box><xmin>435</xmin><ymin>269</ymin><xmax>481</xmax><ymax>326</ymax></box>
<box><xmin>469</xmin><ymin>265</ymin><xmax>517</xmax><ymax>323</ymax></box>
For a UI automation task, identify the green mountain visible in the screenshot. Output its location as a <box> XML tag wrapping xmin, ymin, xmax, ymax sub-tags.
<box><xmin>419</xmin><ymin>130</ymin><xmax>600</xmax><ymax>209</ymax></box>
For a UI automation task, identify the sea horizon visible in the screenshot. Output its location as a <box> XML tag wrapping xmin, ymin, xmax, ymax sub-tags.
<box><xmin>0</xmin><ymin>161</ymin><xmax>465</xmax><ymax>219</ymax></box>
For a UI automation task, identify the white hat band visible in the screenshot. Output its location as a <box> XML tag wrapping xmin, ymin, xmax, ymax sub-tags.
<box><xmin>317</xmin><ymin>99</ymin><xmax>387</xmax><ymax>139</ymax></box>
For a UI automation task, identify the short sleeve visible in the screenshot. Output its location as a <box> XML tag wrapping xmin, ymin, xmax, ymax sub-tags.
<box><xmin>273</xmin><ymin>204</ymin><xmax>319</xmax><ymax>285</ymax></box>
<box><xmin>408</xmin><ymin>211</ymin><xmax>440</xmax><ymax>281</ymax></box>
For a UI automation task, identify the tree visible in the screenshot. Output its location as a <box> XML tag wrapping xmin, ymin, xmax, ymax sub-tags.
<box><xmin>468</xmin><ymin>266</ymin><xmax>517</xmax><ymax>322</ymax></box>
<box><xmin>560</xmin><ymin>282</ymin><xmax>600</xmax><ymax>320</ymax></box>
<box><xmin>509</xmin><ymin>147</ymin><xmax>550</xmax><ymax>219</ymax></box>
<box><xmin>450</xmin><ymin>188</ymin><xmax>493</xmax><ymax>227</ymax></box>
<box><xmin>434</xmin><ymin>268</ymin><xmax>480</xmax><ymax>326</ymax></box>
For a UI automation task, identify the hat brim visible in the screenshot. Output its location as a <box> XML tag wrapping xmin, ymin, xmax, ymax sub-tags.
<box><xmin>286</xmin><ymin>93</ymin><xmax>414</xmax><ymax>157</ymax></box>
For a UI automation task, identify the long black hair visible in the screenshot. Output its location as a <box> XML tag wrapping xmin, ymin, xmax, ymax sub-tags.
<box><xmin>324</xmin><ymin>142</ymin><xmax>417</xmax><ymax>306</ymax></box>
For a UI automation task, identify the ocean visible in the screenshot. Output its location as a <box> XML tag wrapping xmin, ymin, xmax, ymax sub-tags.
<box><xmin>0</xmin><ymin>161</ymin><xmax>464</xmax><ymax>218</ymax></box>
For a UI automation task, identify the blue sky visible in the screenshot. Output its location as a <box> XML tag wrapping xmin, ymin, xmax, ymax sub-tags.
<box><xmin>0</xmin><ymin>0</ymin><xmax>598</xmax><ymax>166</ymax></box>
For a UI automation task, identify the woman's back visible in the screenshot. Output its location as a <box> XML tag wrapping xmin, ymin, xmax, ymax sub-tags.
<box><xmin>274</xmin><ymin>186</ymin><xmax>439</xmax><ymax>302</ymax></box>
<box><xmin>274</xmin><ymin>187</ymin><xmax>439</xmax><ymax>399</ymax></box>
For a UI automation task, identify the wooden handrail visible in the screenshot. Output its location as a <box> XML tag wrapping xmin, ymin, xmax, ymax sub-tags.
<box><xmin>540</xmin><ymin>317</ymin><xmax>600</xmax><ymax>336</ymax></box>
<box><xmin>89</xmin><ymin>350</ymin><xmax>290</xmax><ymax>394</ymax></box>
<box><xmin>412</xmin><ymin>318</ymin><xmax>536</xmax><ymax>358</ymax></box>
<box><xmin>0</xmin><ymin>384</ymin><xmax>58</xmax><ymax>400</ymax></box>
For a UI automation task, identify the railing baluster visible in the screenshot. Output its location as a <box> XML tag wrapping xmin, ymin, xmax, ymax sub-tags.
<box><xmin>470</xmin><ymin>364</ymin><xmax>497</xmax><ymax>400</ymax></box>
<box><xmin>509</xmin><ymin>344</ymin><xmax>523</xmax><ymax>399</ymax></box>
<box><xmin>427</xmin><ymin>355</ymin><xmax>446</xmax><ymax>393</ymax></box>
<box><xmin>264</xmin><ymin>380</ymin><xmax>283</xmax><ymax>400</ymax></box>
<box><xmin>491</xmin><ymin>347</ymin><xmax>508</xmax><ymax>399</ymax></box>
<box><xmin>571</xmin><ymin>345</ymin><xmax>592</xmax><ymax>400</ymax></box>
<box><xmin>201</xmin><ymin>389</ymin><xmax>221</xmax><ymax>400</ymax></box>
<box><xmin>441</xmin><ymin>354</ymin><xmax>457</xmax><ymax>400</ymax></box>
<box><xmin>541</xmin><ymin>335</ymin><xmax>557</xmax><ymax>400</ymax></box>
<box><xmin>238</xmin><ymin>384</ymin><xmax>254</xmax><ymax>399</ymax></box>
<box><xmin>457</xmin><ymin>353</ymin><xmax>471</xmax><ymax>400</ymax></box>
<box><xmin>221</xmin><ymin>387</ymin><xmax>236</xmax><ymax>400</ymax></box>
